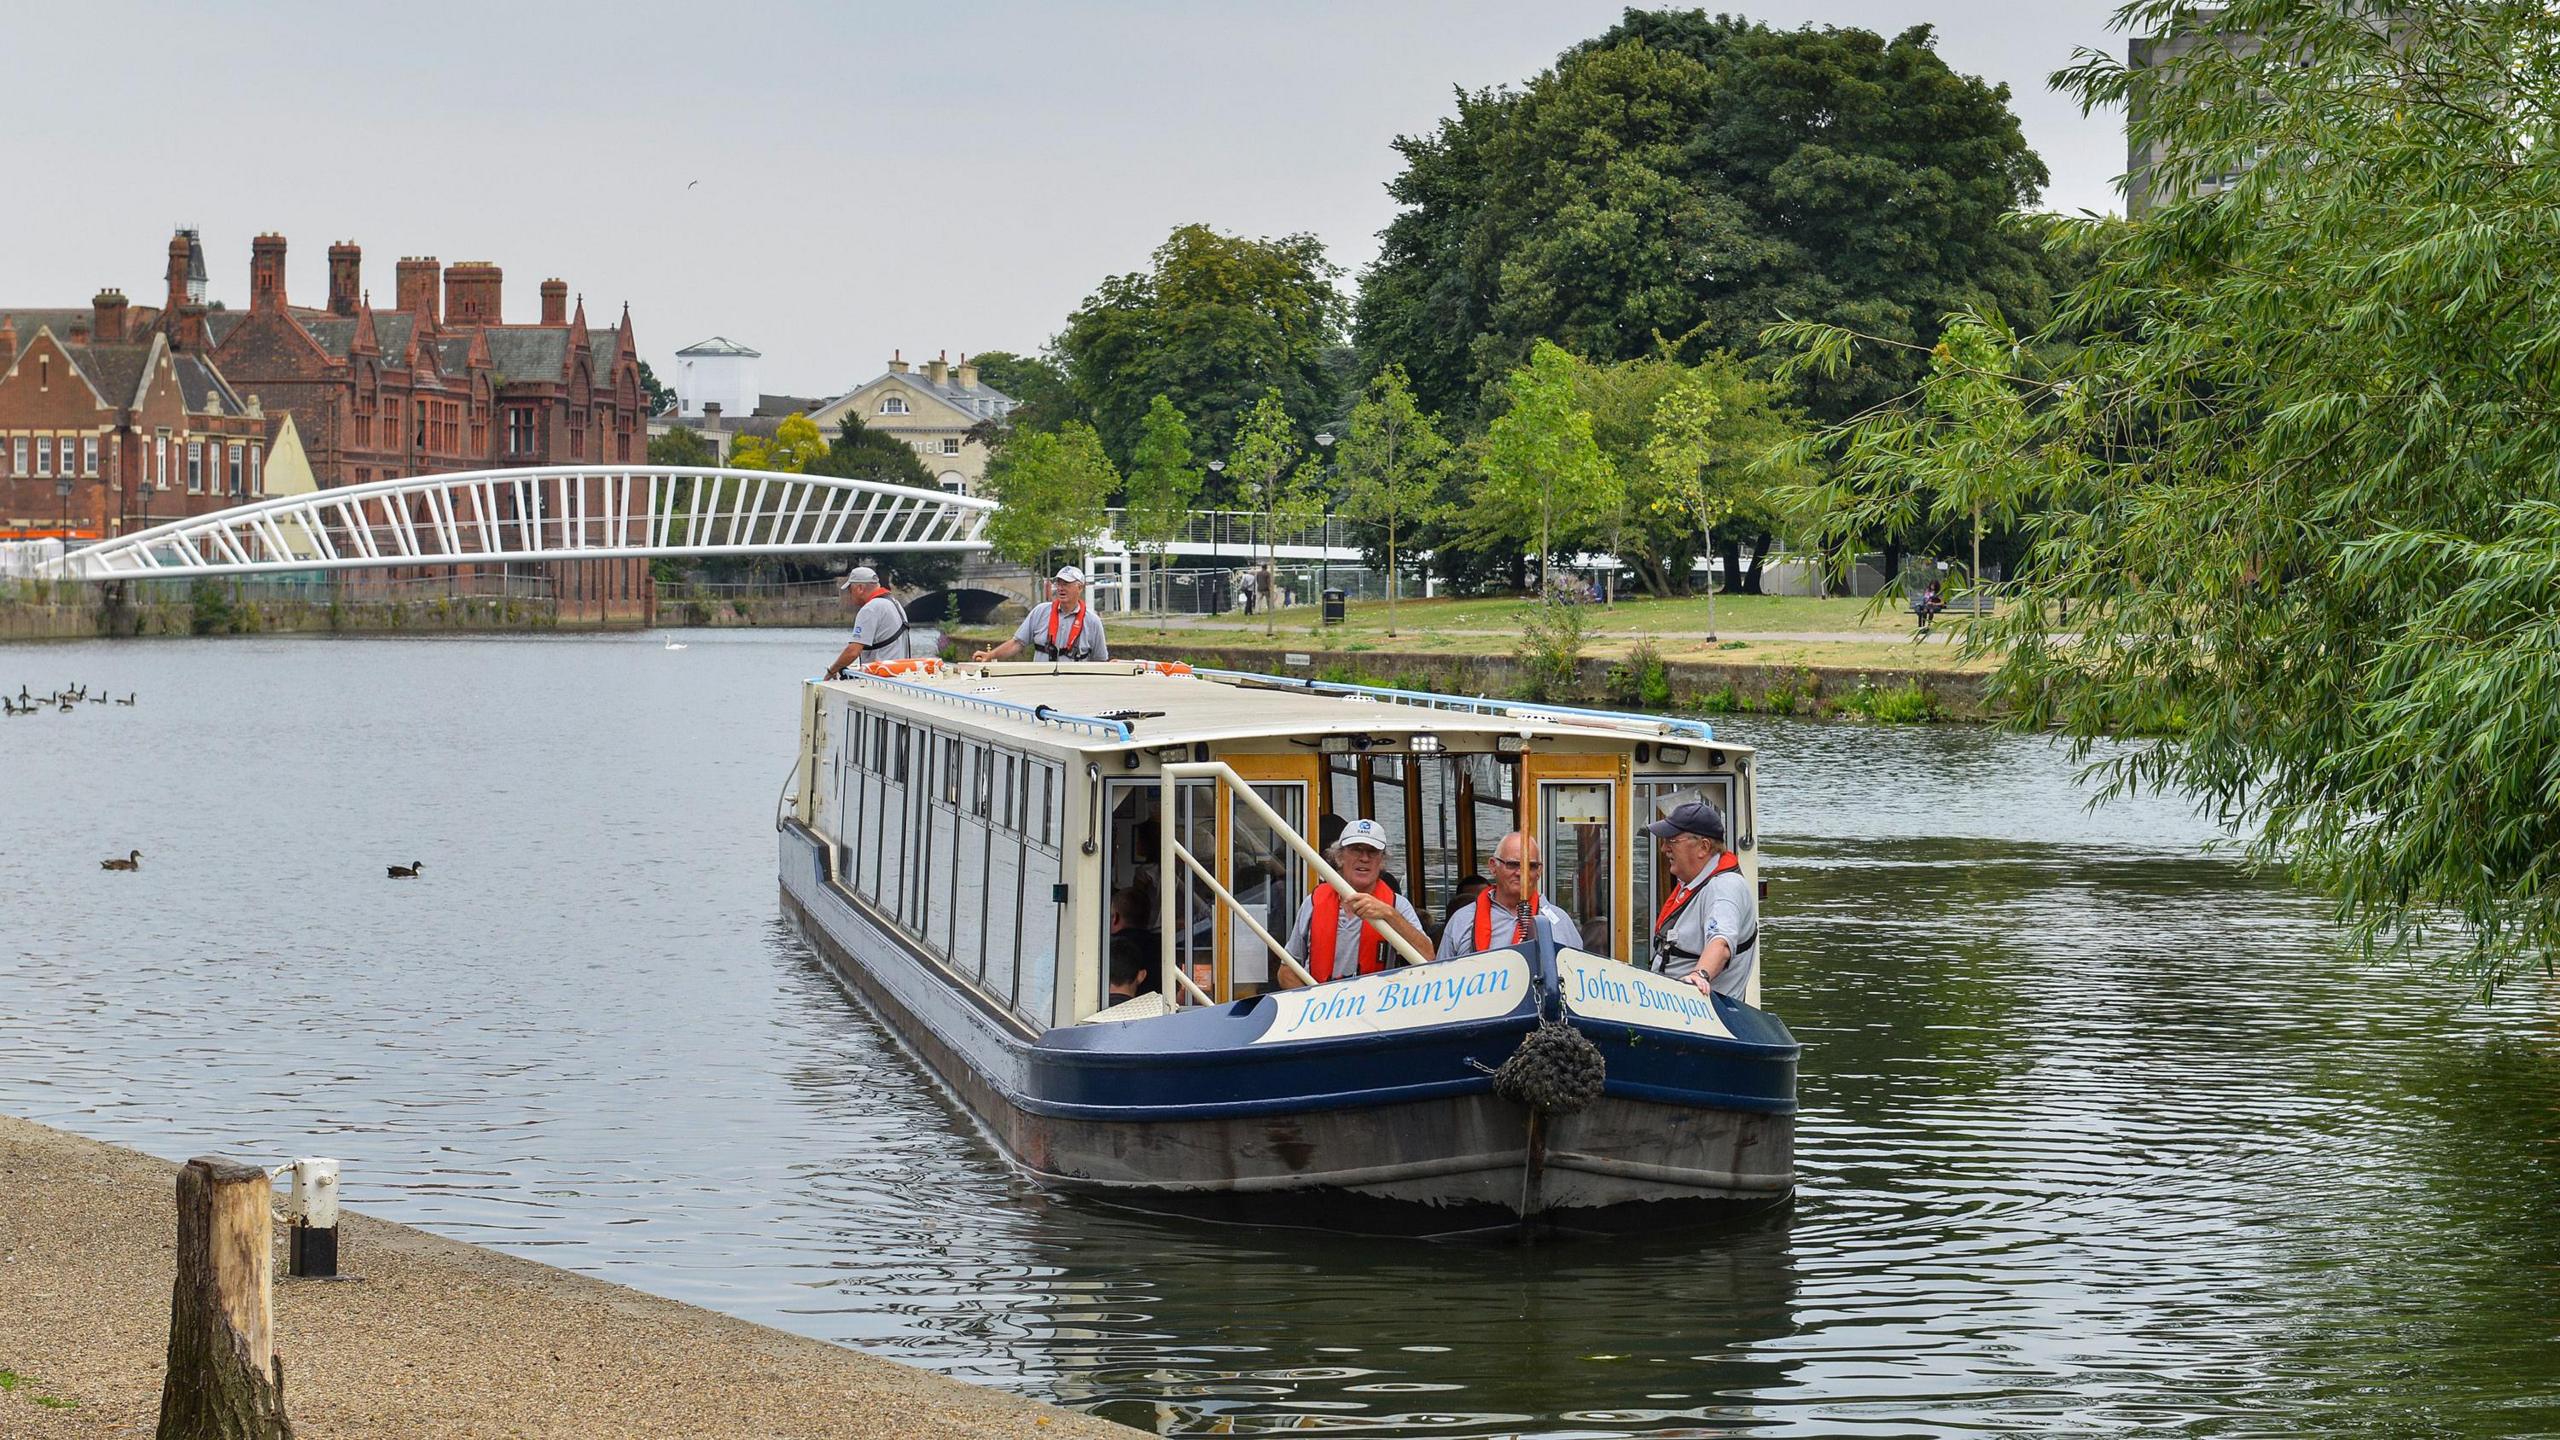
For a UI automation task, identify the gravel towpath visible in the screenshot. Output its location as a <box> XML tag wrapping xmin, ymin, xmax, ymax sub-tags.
<box><xmin>0</xmin><ymin>1113</ymin><xmax>1139</xmax><ymax>1438</ymax></box>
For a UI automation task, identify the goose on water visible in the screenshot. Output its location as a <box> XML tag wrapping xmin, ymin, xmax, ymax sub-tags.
<box><xmin>100</xmin><ymin>850</ymin><xmax>142</xmax><ymax>871</ymax></box>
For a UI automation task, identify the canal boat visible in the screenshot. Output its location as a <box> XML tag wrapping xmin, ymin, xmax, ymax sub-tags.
<box><xmin>777</xmin><ymin>659</ymin><xmax>1796</xmax><ymax>1232</ymax></box>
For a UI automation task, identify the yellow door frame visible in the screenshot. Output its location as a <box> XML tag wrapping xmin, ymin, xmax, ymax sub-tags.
<box><xmin>1520</xmin><ymin>750</ymin><xmax>1633</xmax><ymax>958</ymax></box>
<box><xmin>1211</xmin><ymin>752</ymin><xmax>1320</xmax><ymax>1000</ymax></box>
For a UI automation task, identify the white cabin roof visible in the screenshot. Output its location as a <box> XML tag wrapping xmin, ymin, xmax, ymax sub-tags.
<box><xmin>816</xmin><ymin>662</ymin><xmax>1736</xmax><ymax>758</ymax></box>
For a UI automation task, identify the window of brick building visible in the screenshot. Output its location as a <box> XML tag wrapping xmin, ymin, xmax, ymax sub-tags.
<box><xmin>83</xmin><ymin>437</ymin><xmax>98</xmax><ymax>474</ymax></box>
<box><xmin>156</xmin><ymin>433</ymin><xmax>170</xmax><ymax>487</ymax></box>
<box><xmin>188</xmin><ymin>441</ymin><xmax>204</xmax><ymax>494</ymax></box>
<box><xmin>507</xmin><ymin>408</ymin><xmax>536</xmax><ymax>455</ymax></box>
<box><xmin>942</xmin><ymin>437</ymin><xmax>960</xmax><ymax>455</ymax></box>
<box><xmin>615</xmin><ymin>433</ymin><xmax>629</xmax><ymax>462</ymax></box>
<box><xmin>249</xmin><ymin>445</ymin><xmax>263</xmax><ymax>495</ymax></box>
<box><xmin>229</xmin><ymin>444</ymin><xmax>244</xmax><ymax>495</ymax></box>
<box><xmin>881</xmin><ymin>396</ymin><xmax>908</xmax><ymax>415</ymax></box>
<box><xmin>35</xmin><ymin>438</ymin><xmax>52</xmax><ymax>476</ymax></box>
<box><xmin>10</xmin><ymin>438</ymin><xmax>23</xmax><ymax>475</ymax></box>
<box><xmin>357</xmin><ymin>413</ymin><xmax>373</xmax><ymax>447</ymax></box>
<box><xmin>570</xmin><ymin>423</ymin><xmax>584</xmax><ymax>459</ymax></box>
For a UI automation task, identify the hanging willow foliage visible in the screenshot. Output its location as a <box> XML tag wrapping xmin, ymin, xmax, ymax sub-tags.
<box><xmin>1768</xmin><ymin>0</ymin><xmax>2560</xmax><ymax>989</ymax></box>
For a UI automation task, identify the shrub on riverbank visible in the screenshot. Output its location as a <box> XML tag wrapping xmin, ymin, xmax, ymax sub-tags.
<box><xmin>1841</xmin><ymin>679</ymin><xmax>1936</xmax><ymax>724</ymax></box>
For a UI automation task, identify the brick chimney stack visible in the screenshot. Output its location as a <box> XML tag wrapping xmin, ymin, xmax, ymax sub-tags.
<box><xmin>540</xmin><ymin>278</ymin><xmax>567</xmax><ymax>325</ymax></box>
<box><xmin>444</xmin><ymin>261</ymin><xmax>502</xmax><ymax>327</ymax></box>
<box><xmin>166</xmin><ymin>231</ymin><xmax>194</xmax><ymax>315</ymax></box>
<box><xmin>396</xmin><ymin>257</ymin><xmax>441</xmax><ymax>322</ymax></box>
<box><xmin>249</xmin><ymin>233</ymin><xmax>289</xmax><ymax>312</ymax></box>
<box><xmin>328</xmin><ymin>242</ymin><xmax>362</xmax><ymax>317</ymax></box>
<box><xmin>92</xmin><ymin>289</ymin><xmax>129</xmax><ymax>343</ymax></box>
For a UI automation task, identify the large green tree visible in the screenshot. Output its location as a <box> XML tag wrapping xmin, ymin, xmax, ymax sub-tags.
<box><xmin>984</xmin><ymin>421</ymin><xmax>1116</xmax><ymax>570</ymax></box>
<box><xmin>1121</xmin><ymin>394</ymin><xmax>1203</xmax><ymax>618</ymax></box>
<box><xmin>1475</xmin><ymin>341</ymin><xmax>1619</xmax><ymax>589</ymax></box>
<box><xmin>1338</xmin><ymin>365</ymin><xmax>1452</xmax><ymax>634</ymax></box>
<box><xmin>1776</xmin><ymin>0</ymin><xmax>2560</xmax><ymax>988</ymax></box>
<box><xmin>965</xmin><ymin>350</ymin><xmax>1081</xmax><ymax>444</ymax></box>
<box><xmin>1224</xmin><ymin>390</ymin><xmax>1317</xmax><ymax>636</ymax></box>
<box><xmin>1056</xmin><ymin>224</ymin><xmax>1349</xmax><ymax>488</ymax></box>
<box><xmin>1357</xmin><ymin>13</ymin><xmax>2054</xmax><ymax>428</ymax></box>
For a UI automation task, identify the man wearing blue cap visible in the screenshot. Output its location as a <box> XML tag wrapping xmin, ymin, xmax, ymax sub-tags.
<box><xmin>1645</xmin><ymin>800</ymin><xmax>1759</xmax><ymax>1001</ymax></box>
<box><xmin>1281</xmin><ymin>818</ymin><xmax>1431</xmax><ymax>984</ymax></box>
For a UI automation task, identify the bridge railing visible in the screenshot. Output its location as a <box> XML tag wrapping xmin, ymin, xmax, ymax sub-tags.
<box><xmin>51</xmin><ymin>466</ymin><xmax>995</xmax><ymax>581</ymax></box>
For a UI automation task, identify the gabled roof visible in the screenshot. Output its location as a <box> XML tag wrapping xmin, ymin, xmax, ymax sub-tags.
<box><xmin>169</xmin><ymin>352</ymin><xmax>244</xmax><ymax>416</ymax></box>
<box><xmin>818</xmin><ymin>367</ymin><xmax>1017</xmax><ymax>426</ymax></box>
<box><xmin>677</xmin><ymin>335</ymin><xmax>760</xmax><ymax>357</ymax></box>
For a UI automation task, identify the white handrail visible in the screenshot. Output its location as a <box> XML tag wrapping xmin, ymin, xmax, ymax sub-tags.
<box><xmin>1153</xmin><ymin>759</ymin><xmax>1432</xmax><ymax>1007</ymax></box>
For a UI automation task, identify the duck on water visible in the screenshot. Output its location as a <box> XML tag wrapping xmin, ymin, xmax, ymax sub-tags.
<box><xmin>777</xmin><ymin>660</ymin><xmax>1797</xmax><ymax>1234</ymax></box>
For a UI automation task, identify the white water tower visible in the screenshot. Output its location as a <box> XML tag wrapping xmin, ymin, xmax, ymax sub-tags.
<box><xmin>673</xmin><ymin>336</ymin><xmax>761</xmax><ymax>419</ymax></box>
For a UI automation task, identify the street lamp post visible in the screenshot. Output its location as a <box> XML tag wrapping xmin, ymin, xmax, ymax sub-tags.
<box><xmin>55</xmin><ymin>479</ymin><xmax>72</xmax><ymax>548</ymax></box>
<box><xmin>1312</xmin><ymin>431</ymin><xmax>1335</xmax><ymax>614</ymax></box>
<box><xmin>1205</xmin><ymin>459</ymin><xmax>1226</xmax><ymax>615</ymax></box>
<box><xmin>138</xmin><ymin>481</ymin><xmax>155</xmax><ymax>532</ymax></box>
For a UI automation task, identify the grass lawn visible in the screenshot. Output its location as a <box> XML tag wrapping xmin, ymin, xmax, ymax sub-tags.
<box><xmin>961</xmin><ymin>593</ymin><xmax>1996</xmax><ymax>674</ymax></box>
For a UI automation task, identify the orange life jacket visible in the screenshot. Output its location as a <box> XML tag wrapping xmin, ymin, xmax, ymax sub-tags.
<box><xmin>1309</xmin><ymin>880</ymin><xmax>1401</xmax><ymax>981</ymax></box>
<box><xmin>1473</xmin><ymin>894</ymin><xmax>1533</xmax><ymax>951</ymax></box>
<box><xmin>1037</xmin><ymin>603</ymin><xmax>1090</xmax><ymax>660</ymax></box>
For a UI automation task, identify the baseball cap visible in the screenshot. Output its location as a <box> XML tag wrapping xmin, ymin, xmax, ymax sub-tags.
<box><xmin>837</xmin><ymin>565</ymin><xmax>880</xmax><ymax>591</ymax></box>
<box><xmin>1051</xmin><ymin>565</ymin><xmax>1087</xmax><ymax>584</ymax></box>
<box><xmin>1644</xmin><ymin>800</ymin><xmax>1727</xmax><ymax>843</ymax></box>
<box><xmin>1338</xmin><ymin>818</ymin><xmax>1390</xmax><ymax>851</ymax></box>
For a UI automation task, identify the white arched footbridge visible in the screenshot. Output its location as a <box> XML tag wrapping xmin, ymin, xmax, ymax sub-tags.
<box><xmin>43</xmin><ymin>466</ymin><xmax>993</xmax><ymax>581</ymax></box>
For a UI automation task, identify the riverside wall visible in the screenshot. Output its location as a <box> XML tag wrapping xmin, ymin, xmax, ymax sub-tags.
<box><xmin>1086</xmin><ymin>640</ymin><xmax>1999</xmax><ymax>723</ymax></box>
<box><xmin>0</xmin><ymin>1113</ymin><xmax>1138</xmax><ymax>1439</ymax></box>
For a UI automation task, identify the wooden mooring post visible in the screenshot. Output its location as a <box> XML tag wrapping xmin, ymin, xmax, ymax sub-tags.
<box><xmin>157</xmin><ymin>1156</ymin><xmax>295</xmax><ymax>1440</ymax></box>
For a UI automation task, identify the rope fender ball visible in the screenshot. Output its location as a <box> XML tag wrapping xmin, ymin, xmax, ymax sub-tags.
<box><xmin>1477</xmin><ymin>1016</ymin><xmax>1607</xmax><ymax>1115</ymax></box>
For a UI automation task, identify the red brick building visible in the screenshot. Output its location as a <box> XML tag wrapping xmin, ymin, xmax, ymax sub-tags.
<box><xmin>0</xmin><ymin>263</ymin><xmax>273</xmax><ymax>542</ymax></box>
<box><xmin>2</xmin><ymin>230</ymin><xmax>651</xmax><ymax>614</ymax></box>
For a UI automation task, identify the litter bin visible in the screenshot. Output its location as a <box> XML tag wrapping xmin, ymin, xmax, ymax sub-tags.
<box><xmin>1322</xmin><ymin>587</ymin><xmax>1347</xmax><ymax>625</ymax></box>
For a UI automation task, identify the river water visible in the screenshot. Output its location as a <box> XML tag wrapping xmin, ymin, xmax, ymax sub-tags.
<box><xmin>4</xmin><ymin>629</ymin><xmax>2554</xmax><ymax>1438</ymax></box>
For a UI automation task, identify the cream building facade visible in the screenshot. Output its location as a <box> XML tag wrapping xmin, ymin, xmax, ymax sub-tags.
<box><xmin>808</xmin><ymin>352</ymin><xmax>1014</xmax><ymax>495</ymax></box>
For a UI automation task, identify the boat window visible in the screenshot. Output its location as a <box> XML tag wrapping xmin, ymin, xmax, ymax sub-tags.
<box><xmin>1318</xmin><ymin>752</ymin><xmax>1515</xmax><ymax>931</ymax></box>
<box><xmin>985</xmin><ymin>817</ymin><xmax>1021</xmax><ymax>1007</ymax></box>
<box><xmin>999</xmin><ymin>753</ymin><xmax>1018</xmax><ymax>833</ymax></box>
<box><xmin>1228</xmin><ymin>782</ymin><xmax>1305</xmax><ymax>994</ymax></box>
<box><xmin>959</xmin><ymin>791</ymin><xmax>990</xmax><ymax>983</ymax></box>
<box><xmin>972</xmin><ymin>742</ymin><xmax>992</xmax><ymax>818</ymax></box>
<box><xmin>1098</xmin><ymin>779</ymin><xmax>1213</xmax><ymax>1016</ymax></box>
<box><xmin>942</xmin><ymin>733</ymin><xmax>962</xmax><ymax>807</ymax></box>
<box><xmin>1540</xmin><ymin>780</ymin><xmax>1615</xmax><ymax>953</ymax></box>
<box><xmin>873</xmin><ymin>713</ymin><xmax>890</xmax><ymax>774</ymax></box>
<box><xmin>926</xmin><ymin>749</ymin><xmax>958</xmax><ymax>955</ymax></box>
<box><xmin>888</xmin><ymin>730</ymin><xmax>914</xmax><ymax>929</ymax></box>
<box><xmin>1016</xmin><ymin>761</ymin><xmax>1066</xmax><ymax>1028</ymax></box>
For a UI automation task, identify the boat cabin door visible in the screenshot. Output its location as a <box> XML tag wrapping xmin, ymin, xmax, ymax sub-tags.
<box><xmin>1520</xmin><ymin>750</ymin><xmax>1633</xmax><ymax>958</ymax></box>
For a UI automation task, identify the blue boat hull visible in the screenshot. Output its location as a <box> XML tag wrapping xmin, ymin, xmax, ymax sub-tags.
<box><xmin>779</xmin><ymin>823</ymin><xmax>1796</xmax><ymax>1231</ymax></box>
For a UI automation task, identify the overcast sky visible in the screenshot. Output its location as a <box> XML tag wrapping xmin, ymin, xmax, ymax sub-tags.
<box><xmin>8</xmin><ymin>1</ymin><xmax>2137</xmax><ymax>398</ymax></box>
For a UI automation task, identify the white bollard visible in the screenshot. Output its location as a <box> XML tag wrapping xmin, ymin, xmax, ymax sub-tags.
<box><xmin>285</xmin><ymin>1157</ymin><xmax>341</xmax><ymax>1278</ymax></box>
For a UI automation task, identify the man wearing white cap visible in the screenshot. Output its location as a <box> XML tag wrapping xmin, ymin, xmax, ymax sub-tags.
<box><xmin>823</xmin><ymin>567</ymin><xmax>916</xmax><ymax>678</ymax></box>
<box><xmin>1281</xmin><ymin>818</ymin><xmax>1431</xmax><ymax>985</ymax></box>
<box><xmin>973</xmin><ymin>566</ymin><xmax>1110</xmax><ymax>663</ymax></box>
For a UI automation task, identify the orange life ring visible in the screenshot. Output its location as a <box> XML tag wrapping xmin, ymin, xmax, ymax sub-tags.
<box><xmin>863</xmin><ymin>658</ymin><xmax>945</xmax><ymax>677</ymax></box>
<box><xmin>1141</xmin><ymin>661</ymin><xmax>1193</xmax><ymax>676</ymax></box>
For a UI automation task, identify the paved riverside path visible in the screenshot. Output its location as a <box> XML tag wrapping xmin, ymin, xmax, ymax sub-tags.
<box><xmin>0</xmin><ymin>1114</ymin><xmax>1139</xmax><ymax>1439</ymax></box>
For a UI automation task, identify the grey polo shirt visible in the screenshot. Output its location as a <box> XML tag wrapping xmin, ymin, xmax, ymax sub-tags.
<box><xmin>1655</xmin><ymin>864</ymin><xmax>1759</xmax><ymax>1000</ymax></box>
<box><xmin>1284</xmin><ymin>888</ymin><xmax>1425</xmax><ymax>981</ymax></box>
<box><xmin>1436</xmin><ymin>895</ymin><xmax>1585</xmax><ymax>960</ymax></box>
<box><xmin>1012</xmin><ymin>601</ymin><xmax>1108</xmax><ymax>661</ymax></box>
<box><xmin>849</xmin><ymin>593</ymin><xmax>914</xmax><ymax>661</ymax></box>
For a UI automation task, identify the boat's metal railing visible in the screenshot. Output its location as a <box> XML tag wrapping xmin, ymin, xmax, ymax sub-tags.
<box><xmin>835</xmin><ymin>668</ymin><xmax>1134</xmax><ymax>741</ymax></box>
<box><xmin>1191</xmin><ymin>667</ymin><xmax>1714</xmax><ymax>742</ymax></box>
<box><xmin>1155</xmin><ymin>759</ymin><xmax>1433</xmax><ymax>1007</ymax></box>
